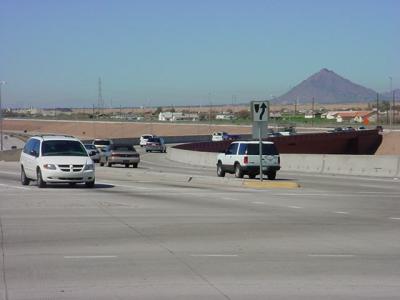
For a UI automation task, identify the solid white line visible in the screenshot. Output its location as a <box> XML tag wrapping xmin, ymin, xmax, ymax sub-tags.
<box><xmin>64</xmin><ymin>255</ymin><xmax>117</xmax><ymax>259</ymax></box>
<box><xmin>252</xmin><ymin>201</ymin><xmax>265</xmax><ymax>205</ymax></box>
<box><xmin>190</xmin><ymin>254</ymin><xmax>238</xmax><ymax>257</ymax></box>
<box><xmin>288</xmin><ymin>206</ymin><xmax>303</xmax><ymax>209</ymax></box>
<box><xmin>0</xmin><ymin>183</ymin><xmax>30</xmax><ymax>190</ymax></box>
<box><xmin>390</xmin><ymin>217</ymin><xmax>400</xmax><ymax>220</ymax></box>
<box><xmin>308</xmin><ymin>254</ymin><xmax>354</xmax><ymax>257</ymax></box>
<box><xmin>334</xmin><ymin>211</ymin><xmax>349</xmax><ymax>214</ymax></box>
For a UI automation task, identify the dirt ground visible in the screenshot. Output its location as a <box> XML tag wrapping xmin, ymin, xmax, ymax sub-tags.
<box><xmin>375</xmin><ymin>131</ymin><xmax>400</xmax><ymax>155</ymax></box>
<box><xmin>3</xmin><ymin>119</ymin><xmax>399</xmax><ymax>155</ymax></box>
<box><xmin>3</xmin><ymin>119</ymin><xmax>251</xmax><ymax>139</ymax></box>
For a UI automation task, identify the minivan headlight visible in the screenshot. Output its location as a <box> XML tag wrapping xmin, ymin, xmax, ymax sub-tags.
<box><xmin>43</xmin><ymin>164</ymin><xmax>56</xmax><ymax>170</ymax></box>
<box><xmin>84</xmin><ymin>164</ymin><xmax>94</xmax><ymax>171</ymax></box>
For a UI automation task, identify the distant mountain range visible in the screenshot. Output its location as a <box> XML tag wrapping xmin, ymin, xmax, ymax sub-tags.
<box><xmin>275</xmin><ymin>68</ymin><xmax>396</xmax><ymax>104</ymax></box>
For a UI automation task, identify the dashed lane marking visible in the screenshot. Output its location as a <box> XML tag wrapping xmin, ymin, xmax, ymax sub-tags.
<box><xmin>64</xmin><ymin>255</ymin><xmax>118</xmax><ymax>259</ymax></box>
<box><xmin>0</xmin><ymin>183</ymin><xmax>31</xmax><ymax>190</ymax></box>
<box><xmin>334</xmin><ymin>211</ymin><xmax>349</xmax><ymax>214</ymax></box>
<box><xmin>190</xmin><ymin>254</ymin><xmax>238</xmax><ymax>257</ymax></box>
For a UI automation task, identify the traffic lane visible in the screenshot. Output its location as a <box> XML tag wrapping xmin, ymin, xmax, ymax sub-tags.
<box><xmin>1</xmin><ymin>176</ymin><xmax>400</xmax><ymax>299</ymax></box>
<box><xmin>2</xmin><ymin>160</ymin><xmax>400</xmax><ymax>220</ymax></box>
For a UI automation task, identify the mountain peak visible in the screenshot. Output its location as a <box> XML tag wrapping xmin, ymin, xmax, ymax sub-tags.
<box><xmin>276</xmin><ymin>69</ymin><xmax>377</xmax><ymax>104</ymax></box>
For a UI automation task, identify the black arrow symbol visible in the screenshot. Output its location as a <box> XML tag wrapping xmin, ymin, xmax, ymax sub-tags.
<box><xmin>259</xmin><ymin>103</ymin><xmax>267</xmax><ymax>120</ymax></box>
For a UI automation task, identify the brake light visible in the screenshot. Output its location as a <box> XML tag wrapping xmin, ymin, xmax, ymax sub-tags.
<box><xmin>243</xmin><ymin>156</ymin><xmax>248</xmax><ymax>164</ymax></box>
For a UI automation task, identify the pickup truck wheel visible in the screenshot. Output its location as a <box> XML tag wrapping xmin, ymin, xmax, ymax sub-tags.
<box><xmin>267</xmin><ymin>171</ymin><xmax>276</xmax><ymax>180</ymax></box>
<box><xmin>217</xmin><ymin>162</ymin><xmax>225</xmax><ymax>177</ymax></box>
<box><xmin>248</xmin><ymin>174</ymin><xmax>256</xmax><ymax>179</ymax></box>
<box><xmin>234</xmin><ymin>163</ymin><xmax>244</xmax><ymax>178</ymax></box>
<box><xmin>125</xmin><ymin>164</ymin><xmax>130</xmax><ymax>168</ymax></box>
<box><xmin>132</xmin><ymin>163</ymin><xmax>138</xmax><ymax>168</ymax></box>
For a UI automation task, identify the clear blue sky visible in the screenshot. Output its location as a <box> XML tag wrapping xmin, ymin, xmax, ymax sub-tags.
<box><xmin>1</xmin><ymin>0</ymin><xmax>399</xmax><ymax>108</ymax></box>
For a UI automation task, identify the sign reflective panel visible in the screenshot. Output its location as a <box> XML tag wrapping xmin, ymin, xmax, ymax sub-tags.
<box><xmin>251</xmin><ymin>101</ymin><xmax>270</xmax><ymax>122</ymax></box>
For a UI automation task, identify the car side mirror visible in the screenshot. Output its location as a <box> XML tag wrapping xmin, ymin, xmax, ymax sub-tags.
<box><xmin>30</xmin><ymin>150</ymin><xmax>38</xmax><ymax>157</ymax></box>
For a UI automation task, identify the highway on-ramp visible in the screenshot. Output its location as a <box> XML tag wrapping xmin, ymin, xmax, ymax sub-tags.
<box><xmin>0</xmin><ymin>149</ymin><xmax>399</xmax><ymax>299</ymax></box>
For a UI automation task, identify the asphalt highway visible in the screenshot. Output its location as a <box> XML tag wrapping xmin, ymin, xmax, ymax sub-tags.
<box><xmin>0</xmin><ymin>148</ymin><xmax>399</xmax><ymax>299</ymax></box>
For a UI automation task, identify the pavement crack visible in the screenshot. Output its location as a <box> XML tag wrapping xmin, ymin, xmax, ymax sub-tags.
<box><xmin>93</xmin><ymin>201</ymin><xmax>231</xmax><ymax>300</ymax></box>
<box><xmin>0</xmin><ymin>216</ymin><xmax>9</xmax><ymax>300</ymax></box>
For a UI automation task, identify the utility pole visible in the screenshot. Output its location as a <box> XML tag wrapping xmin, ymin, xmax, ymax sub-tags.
<box><xmin>394</xmin><ymin>90</ymin><xmax>396</xmax><ymax>125</ymax></box>
<box><xmin>311</xmin><ymin>97</ymin><xmax>315</xmax><ymax>127</ymax></box>
<box><xmin>0</xmin><ymin>81</ymin><xmax>6</xmax><ymax>152</ymax></box>
<box><xmin>376</xmin><ymin>93</ymin><xmax>380</xmax><ymax>125</ymax></box>
<box><xmin>389</xmin><ymin>76</ymin><xmax>393</xmax><ymax>127</ymax></box>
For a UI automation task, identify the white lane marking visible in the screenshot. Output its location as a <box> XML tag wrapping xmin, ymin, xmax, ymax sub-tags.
<box><xmin>275</xmin><ymin>193</ymin><xmax>324</xmax><ymax>196</ymax></box>
<box><xmin>252</xmin><ymin>201</ymin><xmax>265</xmax><ymax>205</ymax></box>
<box><xmin>190</xmin><ymin>254</ymin><xmax>238</xmax><ymax>257</ymax></box>
<box><xmin>64</xmin><ymin>255</ymin><xmax>117</xmax><ymax>259</ymax></box>
<box><xmin>0</xmin><ymin>183</ymin><xmax>31</xmax><ymax>190</ymax></box>
<box><xmin>97</xmin><ymin>182</ymin><xmax>151</xmax><ymax>190</ymax></box>
<box><xmin>308</xmin><ymin>254</ymin><xmax>354</xmax><ymax>257</ymax></box>
<box><xmin>334</xmin><ymin>211</ymin><xmax>349</xmax><ymax>214</ymax></box>
<box><xmin>288</xmin><ymin>206</ymin><xmax>303</xmax><ymax>209</ymax></box>
<box><xmin>222</xmin><ymin>197</ymin><xmax>238</xmax><ymax>201</ymax></box>
<box><xmin>390</xmin><ymin>217</ymin><xmax>400</xmax><ymax>220</ymax></box>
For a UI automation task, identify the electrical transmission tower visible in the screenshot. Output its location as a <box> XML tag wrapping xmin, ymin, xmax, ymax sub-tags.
<box><xmin>98</xmin><ymin>77</ymin><xmax>104</xmax><ymax>115</ymax></box>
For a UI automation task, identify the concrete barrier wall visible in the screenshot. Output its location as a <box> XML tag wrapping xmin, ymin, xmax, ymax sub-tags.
<box><xmin>167</xmin><ymin>148</ymin><xmax>400</xmax><ymax>178</ymax></box>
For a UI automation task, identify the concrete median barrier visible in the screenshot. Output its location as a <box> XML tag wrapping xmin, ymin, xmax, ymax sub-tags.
<box><xmin>167</xmin><ymin>147</ymin><xmax>400</xmax><ymax>178</ymax></box>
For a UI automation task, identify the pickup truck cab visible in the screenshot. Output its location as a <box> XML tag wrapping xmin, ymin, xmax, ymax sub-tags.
<box><xmin>216</xmin><ymin>141</ymin><xmax>280</xmax><ymax>180</ymax></box>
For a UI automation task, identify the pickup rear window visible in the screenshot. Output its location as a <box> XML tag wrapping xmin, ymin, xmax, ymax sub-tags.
<box><xmin>238</xmin><ymin>143</ymin><xmax>279</xmax><ymax>155</ymax></box>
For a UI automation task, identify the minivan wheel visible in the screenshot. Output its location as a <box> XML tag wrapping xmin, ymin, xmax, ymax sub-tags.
<box><xmin>21</xmin><ymin>166</ymin><xmax>30</xmax><ymax>186</ymax></box>
<box><xmin>267</xmin><ymin>171</ymin><xmax>276</xmax><ymax>180</ymax></box>
<box><xmin>85</xmin><ymin>180</ymin><xmax>95</xmax><ymax>188</ymax></box>
<box><xmin>37</xmin><ymin>169</ymin><xmax>46</xmax><ymax>188</ymax></box>
<box><xmin>217</xmin><ymin>162</ymin><xmax>225</xmax><ymax>177</ymax></box>
<box><xmin>234</xmin><ymin>163</ymin><xmax>244</xmax><ymax>178</ymax></box>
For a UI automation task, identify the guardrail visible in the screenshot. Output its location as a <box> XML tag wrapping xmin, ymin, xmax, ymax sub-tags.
<box><xmin>167</xmin><ymin>147</ymin><xmax>400</xmax><ymax>178</ymax></box>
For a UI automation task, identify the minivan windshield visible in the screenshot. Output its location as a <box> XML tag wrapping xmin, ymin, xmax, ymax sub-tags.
<box><xmin>42</xmin><ymin>140</ymin><xmax>88</xmax><ymax>156</ymax></box>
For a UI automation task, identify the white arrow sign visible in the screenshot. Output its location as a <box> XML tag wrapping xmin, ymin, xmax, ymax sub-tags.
<box><xmin>251</xmin><ymin>101</ymin><xmax>269</xmax><ymax>122</ymax></box>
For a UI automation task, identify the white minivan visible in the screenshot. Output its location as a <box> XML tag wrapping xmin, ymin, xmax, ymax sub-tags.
<box><xmin>20</xmin><ymin>135</ymin><xmax>95</xmax><ymax>188</ymax></box>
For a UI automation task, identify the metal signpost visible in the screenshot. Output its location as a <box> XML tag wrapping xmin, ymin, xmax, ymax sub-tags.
<box><xmin>251</xmin><ymin>101</ymin><xmax>269</xmax><ymax>181</ymax></box>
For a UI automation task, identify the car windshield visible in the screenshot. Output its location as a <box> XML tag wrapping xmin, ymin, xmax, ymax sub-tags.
<box><xmin>94</xmin><ymin>140</ymin><xmax>111</xmax><ymax>145</ymax></box>
<box><xmin>241</xmin><ymin>144</ymin><xmax>279</xmax><ymax>155</ymax></box>
<box><xmin>42</xmin><ymin>140</ymin><xmax>88</xmax><ymax>156</ymax></box>
<box><xmin>112</xmin><ymin>145</ymin><xmax>136</xmax><ymax>151</ymax></box>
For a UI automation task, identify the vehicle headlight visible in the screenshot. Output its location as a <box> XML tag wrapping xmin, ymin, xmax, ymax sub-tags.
<box><xmin>43</xmin><ymin>164</ymin><xmax>57</xmax><ymax>170</ymax></box>
<box><xmin>84</xmin><ymin>164</ymin><xmax>94</xmax><ymax>171</ymax></box>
